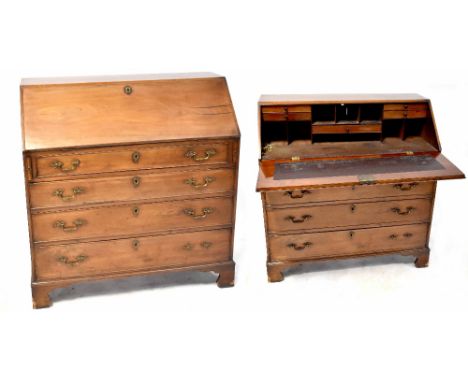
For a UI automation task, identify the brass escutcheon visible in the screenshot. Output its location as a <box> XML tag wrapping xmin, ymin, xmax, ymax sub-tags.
<box><xmin>132</xmin><ymin>176</ymin><xmax>141</xmax><ymax>187</ymax></box>
<box><xmin>132</xmin><ymin>206</ymin><xmax>140</xmax><ymax>216</ymax></box>
<box><xmin>132</xmin><ymin>239</ymin><xmax>140</xmax><ymax>250</ymax></box>
<box><xmin>132</xmin><ymin>151</ymin><xmax>141</xmax><ymax>163</ymax></box>
<box><xmin>123</xmin><ymin>85</ymin><xmax>133</xmax><ymax>95</ymax></box>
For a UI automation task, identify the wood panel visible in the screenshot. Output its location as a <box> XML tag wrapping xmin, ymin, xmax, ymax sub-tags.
<box><xmin>34</xmin><ymin>228</ymin><xmax>231</xmax><ymax>281</ymax></box>
<box><xmin>264</xmin><ymin>181</ymin><xmax>434</xmax><ymax>206</ymax></box>
<box><xmin>269</xmin><ymin>224</ymin><xmax>428</xmax><ymax>261</ymax></box>
<box><xmin>266</xmin><ymin>198</ymin><xmax>432</xmax><ymax>232</ymax></box>
<box><xmin>31</xmin><ymin>141</ymin><xmax>230</xmax><ymax>179</ymax></box>
<box><xmin>29</xmin><ymin>168</ymin><xmax>234</xmax><ymax>210</ymax></box>
<box><xmin>21</xmin><ymin>75</ymin><xmax>240</xmax><ymax>151</ymax></box>
<box><xmin>32</xmin><ymin>196</ymin><xmax>233</xmax><ymax>243</ymax></box>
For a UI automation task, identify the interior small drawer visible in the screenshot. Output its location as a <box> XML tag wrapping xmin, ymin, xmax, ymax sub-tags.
<box><xmin>268</xmin><ymin>223</ymin><xmax>428</xmax><ymax>261</ymax></box>
<box><xmin>31</xmin><ymin>196</ymin><xmax>233</xmax><ymax>243</ymax></box>
<box><xmin>266</xmin><ymin>198</ymin><xmax>432</xmax><ymax>232</ymax></box>
<box><xmin>29</xmin><ymin>141</ymin><xmax>231</xmax><ymax>180</ymax></box>
<box><xmin>264</xmin><ymin>182</ymin><xmax>435</xmax><ymax>206</ymax></box>
<box><xmin>312</xmin><ymin>124</ymin><xmax>381</xmax><ymax>134</ymax></box>
<box><xmin>383</xmin><ymin>109</ymin><xmax>428</xmax><ymax>119</ymax></box>
<box><xmin>34</xmin><ymin>228</ymin><xmax>232</xmax><ymax>281</ymax></box>
<box><xmin>383</xmin><ymin>103</ymin><xmax>428</xmax><ymax>111</ymax></box>
<box><xmin>29</xmin><ymin>168</ymin><xmax>235</xmax><ymax>210</ymax></box>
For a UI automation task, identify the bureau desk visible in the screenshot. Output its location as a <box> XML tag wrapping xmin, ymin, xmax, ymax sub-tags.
<box><xmin>21</xmin><ymin>73</ymin><xmax>240</xmax><ymax>308</ymax></box>
<box><xmin>256</xmin><ymin>94</ymin><xmax>464</xmax><ymax>282</ymax></box>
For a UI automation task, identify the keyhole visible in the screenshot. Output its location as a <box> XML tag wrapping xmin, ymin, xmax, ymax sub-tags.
<box><xmin>132</xmin><ymin>151</ymin><xmax>141</xmax><ymax>163</ymax></box>
<box><xmin>132</xmin><ymin>176</ymin><xmax>141</xmax><ymax>188</ymax></box>
<box><xmin>132</xmin><ymin>239</ymin><xmax>140</xmax><ymax>250</ymax></box>
<box><xmin>132</xmin><ymin>206</ymin><xmax>140</xmax><ymax>216</ymax></box>
<box><xmin>124</xmin><ymin>85</ymin><xmax>133</xmax><ymax>95</ymax></box>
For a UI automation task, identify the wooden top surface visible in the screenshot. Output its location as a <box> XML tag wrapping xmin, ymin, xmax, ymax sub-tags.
<box><xmin>256</xmin><ymin>153</ymin><xmax>464</xmax><ymax>191</ymax></box>
<box><xmin>259</xmin><ymin>94</ymin><xmax>428</xmax><ymax>105</ymax></box>
<box><xmin>21</xmin><ymin>73</ymin><xmax>239</xmax><ymax>151</ymax></box>
<box><xmin>21</xmin><ymin>72</ymin><xmax>222</xmax><ymax>86</ymax></box>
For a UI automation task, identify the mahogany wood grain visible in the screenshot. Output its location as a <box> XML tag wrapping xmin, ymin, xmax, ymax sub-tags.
<box><xmin>268</xmin><ymin>223</ymin><xmax>428</xmax><ymax>261</ymax></box>
<box><xmin>21</xmin><ymin>74</ymin><xmax>239</xmax><ymax>151</ymax></box>
<box><xmin>30</xmin><ymin>141</ymin><xmax>231</xmax><ymax>180</ymax></box>
<box><xmin>34</xmin><ymin>228</ymin><xmax>231</xmax><ymax>281</ymax></box>
<box><xmin>266</xmin><ymin>198</ymin><xmax>432</xmax><ymax>232</ymax></box>
<box><xmin>32</xmin><ymin>196</ymin><xmax>233</xmax><ymax>243</ymax></box>
<box><xmin>29</xmin><ymin>167</ymin><xmax>234</xmax><ymax>210</ymax></box>
<box><xmin>22</xmin><ymin>73</ymin><xmax>240</xmax><ymax>307</ymax></box>
<box><xmin>264</xmin><ymin>181</ymin><xmax>435</xmax><ymax>206</ymax></box>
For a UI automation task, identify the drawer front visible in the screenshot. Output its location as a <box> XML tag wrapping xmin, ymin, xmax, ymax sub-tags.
<box><xmin>384</xmin><ymin>103</ymin><xmax>428</xmax><ymax>111</ymax></box>
<box><xmin>264</xmin><ymin>182</ymin><xmax>434</xmax><ymax>206</ymax></box>
<box><xmin>34</xmin><ymin>228</ymin><xmax>231</xmax><ymax>281</ymax></box>
<box><xmin>312</xmin><ymin>124</ymin><xmax>381</xmax><ymax>134</ymax></box>
<box><xmin>269</xmin><ymin>223</ymin><xmax>428</xmax><ymax>261</ymax></box>
<box><xmin>266</xmin><ymin>198</ymin><xmax>432</xmax><ymax>232</ymax></box>
<box><xmin>32</xmin><ymin>141</ymin><xmax>231</xmax><ymax>179</ymax></box>
<box><xmin>383</xmin><ymin>109</ymin><xmax>427</xmax><ymax>119</ymax></box>
<box><xmin>32</xmin><ymin>196</ymin><xmax>233</xmax><ymax>243</ymax></box>
<box><xmin>29</xmin><ymin>168</ymin><xmax>235</xmax><ymax>210</ymax></box>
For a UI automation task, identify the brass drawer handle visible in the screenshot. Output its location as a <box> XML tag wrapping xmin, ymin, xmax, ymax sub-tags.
<box><xmin>287</xmin><ymin>242</ymin><xmax>313</xmax><ymax>250</ymax></box>
<box><xmin>53</xmin><ymin>187</ymin><xmax>84</xmax><ymax>201</ymax></box>
<box><xmin>184</xmin><ymin>176</ymin><xmax>215</xmax><ymax>188</ymax></box>
<box><xmin>53</xmin><ymin>219</ymin><xmax>86</xmax><ymax>232</ymax></box>
<box><xmin>285</xmin><ymin>214</ymin><xmax>312</xmax><ymax>223</ymax></box>
<box><xmin>57</xmin><ymin>254</ymin><xmax>88</xmax><ymax>267</ymax></box>
<box><xmin>393</xmin><ymin>183</ymin><xmax>418</xmax><ymax>191</ymax></box>
<box><xmin>183</xmin><ymin>241</ymin><xmax>213</xmax><ymax>250</ymax></box>
<box><xmin>185</xmin><ymin>149</ymin><xmax>217</xmax><ymax>161</ymax></box>
<box><xmin>51</xmin><ymin>159</ymin><xmax>80</xmax><ymax>172</ymax></box>
<box><xmin>390</xmin><ymin>232</ymin><xmax>414</xmax><ymax>239</ymax></box>
<box><xmin>183</xmin><ymin>207</ymin><xmax>214</xmax><ymax>219</ymax></box>
<box><xmin>284</xmin><ymin>190</ymin><xmax>310</xmax><ymax>199</ymax></box>
<box><xmin>391</xmin><ymin>207</ymin><xmax>415</xmax><ymax>215</ymax></box>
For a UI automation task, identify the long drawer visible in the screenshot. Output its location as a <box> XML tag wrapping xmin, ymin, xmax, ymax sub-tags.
<box><xmin>29</xmin><ymin>168</ymin><xmax>234</xmax><ymax>210</ymax></box>
<box><xmin>31</xmin><ymin>196</ymin><xmax>233</xmax><ymax>243</ymax></box>
<box><xmin>264</xmin><ymin>182</ymin><xmax>434</xmax><ymax>206</ymax></box>
<box><xmin>34</xmin><ymin>228</ymin><xmax>232</xmax><ymax>281</ymax></box>
<box><xmin>266</xmin><ymin>198</ymin><xmax>432</xmax><ymax>232</ymax></box>
<box><xmin>29</xmin><ymin>141</ymin><xmax>231</xmax><ymax>180</ymax></box>
<box><xmin>269</xmin><ymin>223</ymin><xmax>428</xmax><ymax>261</ymax></box>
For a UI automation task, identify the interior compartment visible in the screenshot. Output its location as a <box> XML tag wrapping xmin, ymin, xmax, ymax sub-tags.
<box><xmin>404</xmin><ymin>119</ymin><xmax>425</xmax><ymax>140</ymax></box>
<box><xmin>288</xmin><ymin>121</ymin><xmax>311</xmax><ymax>144</ymax></box>
<box><xmin>382</xmin><ymin>120</ymin><xmax>403</xmax><ymax>139</ymax></box>
<box><xmin>360</xmin><ymin>104</ymin><xmax>383</xmax><ymax>122</ymax></box>
<box><xmin>336</xmin><ymin>104</ymin><xmax>359</xmax><ymax>122</ymax></box>
<box><xmin>313</xmin><ymin>133</ymin><xmax>381</xmax><ymax>143</ymax></box>
<box><xmin>261</xmin><ymin>121</ymin><xmax>288</xmax><ymax>148</ymax></box>
<box><xmin>312</xmin><ymin>105</ymin><xmax>335</xmax><ymax>123</ymax></box>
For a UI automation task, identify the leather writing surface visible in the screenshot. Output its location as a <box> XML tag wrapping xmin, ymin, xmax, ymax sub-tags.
<box><xmin>274</xmin><ymin>156</ymin><xmax>444</xmax><ymax>180</ymax></box>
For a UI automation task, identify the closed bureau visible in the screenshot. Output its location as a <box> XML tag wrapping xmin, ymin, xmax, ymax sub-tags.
<box><xmin>21</xmin><ymin>73</ymin><xmax>240</xmax><ymax>308</ymax></box>
<box><xmin>256</xmin><ymin>94</ymin><xmax>464</xmax><ymax>282</ymax></box>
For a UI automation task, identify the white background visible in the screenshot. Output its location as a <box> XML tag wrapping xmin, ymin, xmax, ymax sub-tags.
<box><xmin>1</xmin><ymin>0</ymin><xmax>468</xmax><ymax>381</ymax></box>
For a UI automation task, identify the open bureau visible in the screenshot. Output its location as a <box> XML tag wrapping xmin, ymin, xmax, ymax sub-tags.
<box><xmin>21</xmin><ymin>73</ymin><xmax>240</xmax><ymax>308</ymax></box>
<box><xmin>256</xmin><ymin>94</ymin><xmax>464</xmax><ymax>282</ymax></box>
